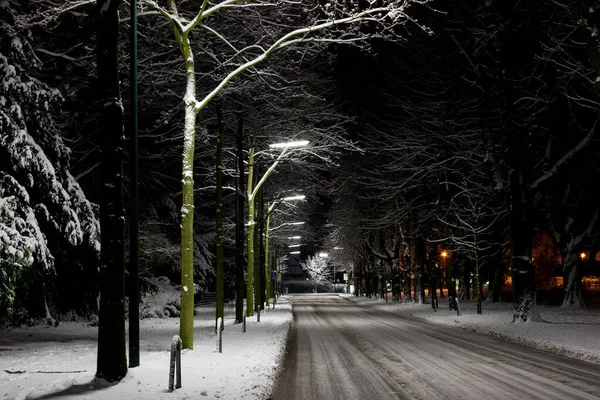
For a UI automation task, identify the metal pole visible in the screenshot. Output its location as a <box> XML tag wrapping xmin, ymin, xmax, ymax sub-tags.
<box><xmin>235</xmin><ymin>121</ymin><xmax>245</xmax><ymax>323</ymax></box>
<box><xmin>128</xmin><ymin>0</ymin><xmax>140</xmax><ymax>368</ymax></box>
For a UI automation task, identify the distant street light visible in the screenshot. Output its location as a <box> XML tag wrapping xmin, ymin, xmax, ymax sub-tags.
<box><xmin>245</xmin><ymin>138</ymin><xmax>308</xmax><ymax>316</ymax></box>
<box><xmin>282</xmin><ymin>195</ymin><xmax>306</xmax><ymax>201</ymax></box>
<box><xmin>581</xmin><ymin>252</ymin><xmax>586</xmax><ymax>260</ymax></box>
<box><xmin>269</xmin><ymin>140</ymin><xmax>310</xmax><ymax>149</ymax></box>
<box><xmin>441</xmin><ymin>251</ymin><xmax>448</xmax><ymax>299</ymax></box>
<box><xmin>263</xmin><ymin>194</ymin><xmax>305</xmax><ymax>310</ymax></box>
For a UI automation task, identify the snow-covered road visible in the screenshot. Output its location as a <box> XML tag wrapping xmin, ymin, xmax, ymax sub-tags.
<box><xmin>270</xmin><ymin>295</ymin><xmax>600</xmax><ymax>400</ymax></box>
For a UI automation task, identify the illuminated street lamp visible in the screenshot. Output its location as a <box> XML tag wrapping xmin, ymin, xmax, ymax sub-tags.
<box><xmin>282</xmin><ymin>195</ymin><xmax>306</xmax><ymax>201</ymax></box>
<box><xmin>264</xmin><ymin>198</ymin><xmax>304</xmax><ymax>309</ymax></box>
<box><xmin>245</xmin><ymin>139</ymin><xmax>308</xmax><ymax>316</ymax></box>
<box><xmin>581</xmin><ymin>252</ymin><xmax>587</xmax><ymax>260</ymax></box>
<box><xmin>441</xmin><ymin>251</ymin><xmax>448</xmax><ymax>300</ymax></box>
<box><xmin>269</xmin><ymin>140</ymin><xmax>310</xmax><ymax>149</ymax></box>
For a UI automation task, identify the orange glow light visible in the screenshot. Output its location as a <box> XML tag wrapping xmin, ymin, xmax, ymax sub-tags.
<box><xmin>581</xmin><ymin>252</ymin><xmax>586</xmax><ymax>260</ymax></box>
<box><xmin>441</xmin><ymin>251</ymin><xmax>448</xmax><ymax>258</ymax></box>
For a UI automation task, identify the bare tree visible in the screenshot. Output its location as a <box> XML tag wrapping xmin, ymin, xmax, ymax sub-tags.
<box><xmin>301</xmin><ymin>255</ymin><xmax>332</xmax><ymax>293</ymax></box>
<box><xmin>140</xmin><ymin>0</ymin><xmax>429</xmax><ymax>348</ymax></box>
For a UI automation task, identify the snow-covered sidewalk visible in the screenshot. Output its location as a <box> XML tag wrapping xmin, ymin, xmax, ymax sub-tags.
<box><xmin>0</xmin><ymin>300</ymin><xmax>292</xmax><ymax>400</ymax></box>
<box><xmin>347</xmin><ymin>295</ymin><xmax>600</xmax><ymax>364</ymax></box>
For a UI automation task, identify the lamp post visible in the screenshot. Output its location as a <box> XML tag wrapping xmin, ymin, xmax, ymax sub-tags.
<box><xmin>440</xmin><ymin>251</ymin><xmax>447</xmax><ymax>298</ymax></box>
<box><xmin>245</xmin><ymin>139</ymin><xmax>308</xmax><ymax>316</ymax></box>
<box><xmin>332</xmin><ymin>247</ymin><xmax>344</xmax><ymax>292</ymax></box>
<box><xmin>128</xmin><ymin>0</ymin><xmax>140</xmax><ymax>368</ymax></box>
<box><xmin>264</xmin><ymin>199</ymin><xmax>305</xmax><ymax>308</ymax></box>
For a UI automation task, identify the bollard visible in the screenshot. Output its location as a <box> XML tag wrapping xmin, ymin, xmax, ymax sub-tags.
<box><xmin>257</xmin><ymin>309</ymin><xmax>260</xmax><ymax>322</ymax></box>
<box><xmin>455</xmin><ymin>298</ymin><xmax>461</xmax><ymax>317</ymax></box>
<box><xmin>216</xmin><ymin>317</ymin><xmax>223</xmax><ymax>353</ymax></box>
<box><xmin>168</xmin><ymin>335</ymin><xmax>182</xmax><ymax>392</ymax></box>
<box><xmin>243</xmin><ymin>315</ymin><xmax>246</xmax><ymax>333</ymax></box>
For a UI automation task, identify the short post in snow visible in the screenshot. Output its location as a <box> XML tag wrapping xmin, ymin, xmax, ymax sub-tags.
<box><xmin>216</xmin><ymin>317</ymin><xmax>223</xmax><ymax>353</ymax></box>
<box><xmin>243</xmin><ymin>315</ymin><xmax>246</xmax><ymax>333</ymax></box>
<box><xmin>168</xmin><ymin>335</ymin><xmax>182</xmax><ymax>392</ymax></box>
<box><xmin>257</xmin><ymin>309</ymin><xmax>260</xmax><ymax>322</ymax></box>
<box><xmin>455</xmin><ymin>298</ymin><xmax>461</xmax><ymax>317</ymax></box>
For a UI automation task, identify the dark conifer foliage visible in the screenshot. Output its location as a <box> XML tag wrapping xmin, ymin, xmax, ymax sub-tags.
<box><xmin>0</xmin><ymin>0</ymin><xmax>100</xmax><ymax>322</ymax></box>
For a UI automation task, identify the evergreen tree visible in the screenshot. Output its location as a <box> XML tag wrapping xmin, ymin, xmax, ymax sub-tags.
<box><xmin>0</xmin><ymin>0</ymin><xmax>100</xmax><ymax>319</ymax></box>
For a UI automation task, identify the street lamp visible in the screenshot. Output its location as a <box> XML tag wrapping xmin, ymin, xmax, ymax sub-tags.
<box><xmin>581</xmin><ymin>252</ymin><xmax>587</xmax><ymax>260</ymax></box>
<box><xmin>263</xmin><ymin>195</ymin><xmax>305</xmax><ymax>310</ymax></box>
<box><xmin>440</xmin><ymin>251</ymin><xmax>448</xmax><ymax>299</ymax></box>
<box><xmin>245</xmin><ymin>138</ymin><xmax>308</xmax><ymax>317</ymax></box>
<box><xmin>282</xmin><ymin>195</ymin><xmax>306</xmax><ymax>201</ymax></box>
<box><xmin>269</xmin><ymin>140</ymin><xmax>310</xmax><ymax>149</ymax></box>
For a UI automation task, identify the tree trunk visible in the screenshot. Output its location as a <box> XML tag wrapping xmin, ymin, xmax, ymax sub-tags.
<box><xmin>489</xmin><ymin>267</ymin><xmax>504</xmax><ymax>302</ymax></box>
<box><xmin>264</xmin><ymin>211</ymin><xmax>271</xmax><ymax>307</ymax></box>
<box><xmin>414</xmin><ymin>237</ymin><xmax>426</xmax><ymax>304</ymax></box>
<box><xmin>562</xmin><ymin>251</ymin><xmax>585</xmax><ymax>307</ymax></box>
<box><xmin>510</xmin><ymin>168</ymin><xmax>539</xmax><ymax>322</ymax></box>
<box><xmin>486</xmin><ymin>237</ymin><xmax>505</xmax><ymax>302</ymax></box>
<box><xmin>96</xmin><ymin>0</ymin><xmax>127</xmax><ymax>382</ymax></box>
<box><xmin>428</xmin><ymin>245</ymin><xmax>438</xmax><ymax>309</ymax></box>
<box><xmin>175</xmin><ymin>29</ymin><xmax>198</xmax><ymax>350</ymax></box>
<box><xmin>402</xmin><ymin>244</ymin><xmax>412</xmax><ymax>302</ymax></box>
<box><xmin>475</xmin><ymin>233</ymin><xmax>482</xmax><ymax>314</ymax></box>
<box><xmin>246</xmin><ymin>143</ymin><xmax>256</xmax><ymax>316</ymax></box>
<box><xmin>460</xmin><ymin>257</ymin><xmax>471</xmax><ymax>301</ymax></box>
<box><xmin>215</xmin><ymin>103</ymin><xmax>224</xmax><ymax>330</ymax></box>
<box><xmin>439</xmin><ymin>260</ymin><xmax>445</xmax><ymax>299</ymax></box>
<box><xmin>447</xmin><ymin>255</ymin><xmax>457</xmax><ymax>310</ymax></box>
<box><xmin>255</xmin><ymin>189</ymin><xmax>263</xmax><ymax>311</ymax></box>
<box><xmin>382</xmin><ymin>271</ymin><xmax>388</xmax><ymax>302</ymax></box>
<box><xmin>235</xmin><ymin>115</ymin><xmax>245</xmax><ymax>323</ymax></box>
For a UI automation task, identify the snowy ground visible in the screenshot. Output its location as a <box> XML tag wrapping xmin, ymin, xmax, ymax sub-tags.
<box><xmin>2</xmin><ymin>294</ymin><xmax>600</xmax><ymax>399</ymax></box>
<box><xmin>349</xmin><ymin>295</ymin><xmax>600</xmax><ymax>365</ymax></box>
<box><xmin>0</xmin><ymin>300</ymin><xmax>292</xmax><ymax>400</ymax></box>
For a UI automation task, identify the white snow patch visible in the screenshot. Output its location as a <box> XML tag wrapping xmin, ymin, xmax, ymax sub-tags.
<box><xmin>0</xmin><ymin>300</ymin><xmax>293</xmax><ymax>400</ymax></box>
